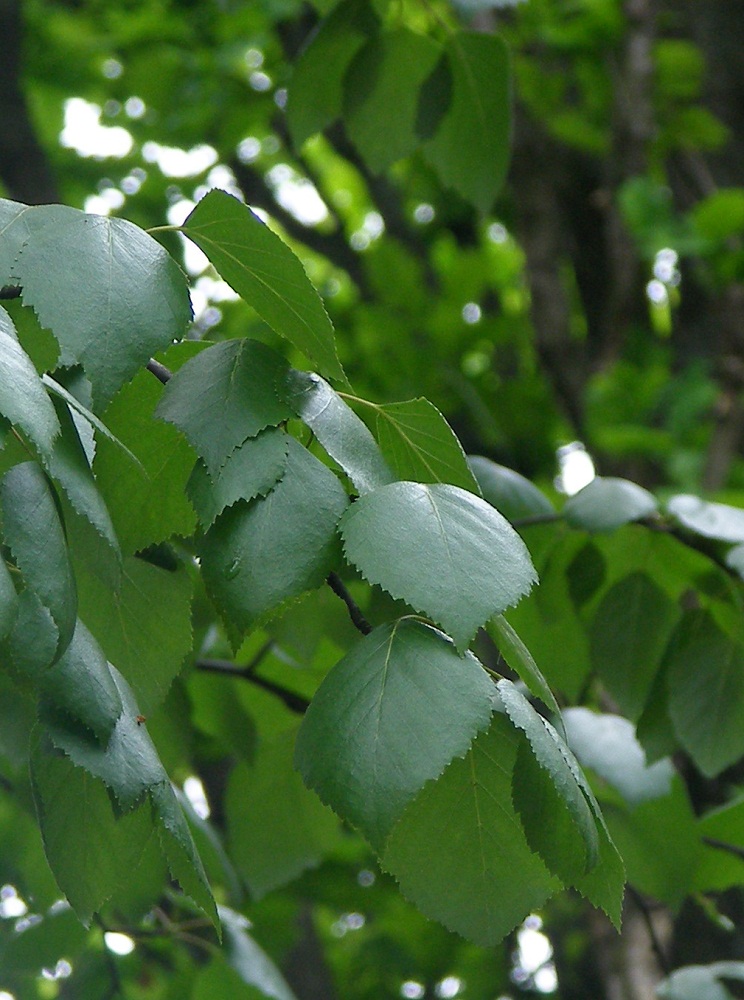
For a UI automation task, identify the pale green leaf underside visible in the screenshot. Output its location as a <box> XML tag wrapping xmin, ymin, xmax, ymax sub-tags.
<box><xmin>340</xmin><ymin>481</ymin><xmax>536</xmax><ymax>649</ymax></box>
<box><xmin>564</xmin><ymin>476</ymin><xmax>658</xmax><ymax>532</ymax></box>
<box><xmin>296</xmin><ymin>619</ymin><xmax>495</xmax><ymax>850</ymax></box>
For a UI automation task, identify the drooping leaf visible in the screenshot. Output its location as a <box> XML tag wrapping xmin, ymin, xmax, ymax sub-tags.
<box><xmin>296</xmin><ymin>619</ymin><xmax>495</xmax><ymax>849</ymax></box>
<box><xmin>75</xmin><ymin>555</ymin><xmax>193</xmax><ymax>716</ymax></box>
<box><xmin>226</xmin><ymin>728</ymin><xmax>341</xmax><ymax>898</ymax></box>
<box><xmin>156</xmin><ymin>338</ymin><xmax>292</xmax><ymax>476</ymax></box>
<box><xmin>0</xmin><ymin>461</ymin><xmax>76</xmax><ymax>656</ymax></box>
<box><xmin>340</xmin><ymin>481</ymin><xmax>536</xmax><ymax>649</ymax></box>
<box><xmin>220</xmin><ymin>906</ymin><xmax>298</xmax><ymax>1000</ymax></box>
<box><xmin>468</xmin><ymin>455</ymin><xmax>555</xmax><ymax>521</ymax></box>
<box><xmin>563</xmin><ymin>708</ymin><xmax>675</xmax><ymax>805</ymax></box>
<box><xmin>282</xmin><ymin>370</ymin><xmax>393</xmax><ymax>494</ymax></box>
<box><xmin>382</xmin><ymin>713</ymin><xmax>558</xmax><ymax>946</ymax></box>
<box><xmin>287</xmin><ymin>0</ymin><xmax>378</xmax><ymax>147</ymax></box>
<box><xmin>487</xmin><ymin>614</ymin><xmax>562</xmax><ymax>721</ymax></box>
<box><xmin>0</xmin><ymin>591</ymin><xmax>59</xmax><ymax>682</ymax></box>
<box><xmin>497</xmin><ymin>679</ymin><xmax>598</xmax><ymax>881</ymax></box>
<box><xmin>40</xmin><ymin>619</ymin><xmax>122</xmax><ymax>742</ymax></box>
<box><xmin>666</xmin><ymin>608</ymin><xmax>744</xmax><ymax>777</ymax></box>
<box><xmin>590</xmin><ymin>572</ymin><xmax>679</xmax><ymax>720</ymax></box>
<box><xmin>421</xmin><ymin>33</ymin><xmax>511</xmax><ymax>213</ymax></box>
<box><xmin>0</xmin><ymin>305</ymin><xmax>59</xmax><ymax>459</ymax></box>
<box><xmin>668</xmin><ymin>494</ymin><xmax>744</xmax><ymax>544</ymax></box>
<box><xmin>201</xmin><ymin>437</ymin><xmax>349</xmax><ymax>637</ymax></box>
<box><xmin>343</xmin><ymin>29</ymin><xmax>441</xmax><ymax>173</ymax></box>
<box><xmin>180</xmin><ymin>192</ymin><xmax>344</xmax><ymax>382</ymax></box>
<box><xmin>13</xmin><ymin>211</ymin><xmax>192</xmax><ymax>408</ymax></box>
<box><xmin>563</xmin><ymin>476</ymin><xmax>658</xmax><ymax>532</ymax></box>
<box><xmin>45</xmin><ymin>397</ymin><xmax>119</xmax><ymax>552</ymax></box>
<box><xmin>370</xmin><ymin>398</ymin><xmax>481</xmax><ymax>493</ymax></box>
<box><xmin>187</xmin><ymin>428</ymin><xmax>291</xmax><ymax>528</ymax></box>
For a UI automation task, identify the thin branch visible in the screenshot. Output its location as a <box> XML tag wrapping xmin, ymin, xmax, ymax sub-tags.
<box><xmin>703</xmin><ymin>836</ymin><xmax>744</xmax><ymax>862</ymax></box>
<box><xmin>327</xmin><ymin>571</ymin><xmax>372</xmax><ymax>635</ymax></box>
<box><xmin>146</xmin><ymin>359</ymin><xmax>173</xmax><ymax>384</ymax></box>
<box><xmin>197</xmin><ymin>649</ymin><xmax>310</xmax><ymax>714</ymax></box>
<box><xmin>627</xmin><ymin>885</ymin><xmax>671</xmax><ymax>977</ymax></box>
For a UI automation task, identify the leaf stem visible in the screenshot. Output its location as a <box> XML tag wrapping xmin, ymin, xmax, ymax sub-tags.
<box><xmin>146</xmin><ymin>358</ymin><xmax>173</xmax><ymax>384</ymax></box>
<box><xmin>326</xmin><ymin>571</ymin><xmax>373</xmax><ymax>635</ymax></box>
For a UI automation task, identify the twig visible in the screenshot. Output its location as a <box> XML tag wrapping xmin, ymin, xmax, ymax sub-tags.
<box><xmin>627</xmin><ymin>885</ymin><xmax>671</xmax><ymax>976</ymax></box>
<box><xmin>197</xmin><ymin>647</ymin><xmax>310</xmax><ymax>714</ymax></box>
<box><xmin>327</xmin><ymin>571</ymin><xmax>372</xmax><ymax>635</ymax></box>
<box><xmin>146</xmin><ymin>359</ymin><xmax>173</xmax><ymax>384</ymax></box>
<box><xmin>703</xmin><ymin>836</ymin><xmax>744</xmax><ymax>862</ymax></box>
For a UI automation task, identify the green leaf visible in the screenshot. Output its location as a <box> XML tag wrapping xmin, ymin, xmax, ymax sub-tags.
<box><xmin>382</xmin><ymin>713</ymin><xmax>557</xmax><ymax>946</ymax></box>
<box><xmin>187</xmin><ymin>428</ymin><xmax>291</xmax><ymax>528</ymax></box>
<box><xmin>468</xmin><ymin>456</ymin><xmax>555</xmax><ymax>521</ymax></box>
<box><xmin>282</xmin><ymin>371</ymin><xmax>393</xmax><ymax>494</ymax></box>
<box><xmin>193</xmin><ymin>960</ymin><xmax>271</xmax><ymax>1000</ymax></box>
<box><xmin>589</xmin><ymin>572</ymin><xmax>678</xmax><ymax>720</ymax></box>
<box><xmin>201</xmin><ymin>437</ymin><xmax>348</xmax><ymax>637</ymax></box>
<box><xmin>75</xmin><ymin>555</ymin><xmax>193</xmax><ymax>716</ymax></box>
<box><xmin>340</xmin><ymin>482</ymin><xmax>536</xmax><ymax>649</ymax></box>
<box><xmin>0</xmin><ymin>591</ymin><xmax>59</xmax><ymax>681</ymax></box>
<box><xmin>220</xmin><ymin>905</ymin><xmax>298</xmax><ymax>1000</ymax></box>
<box><xmin>156</xmin><ymin>338</ymin><xmax>292</xmax><ymax>477</ymax></box>
<box><xmin>30</xmin><ymin>726</ymin><xmax>162</xmax><ymax>925</ymax></box>
<box><xmin>658</xmin><ymin>963</ymin><xmax>744</xmax><ymax>1000</ymax></box>
<box><xmin>287</xmin><ymin>0</ymin><xmax>378</xmax><ymax>147</ymax></box>
<box><xmin>368</xmin><ymin>397</ymin><xmax>481</xmax><ymax>493</ymax></box>
<box><xmin>563</xmin><ymin>477</ymin><xmax>658</xmax><ymax>532</ymax></box>
<box><xmin>45</xmin><ymin>397</ymin><xmax>119</xmax><ymax>552</ymax></box>
<box><xmin>41</xmin><ymin>619</ymin><xmax>122</xmax><ymax>742</ymax></box>
<box><xmin>180</xmin><ymin>192</ymin><xmax>344</xmax><ymax>382</ymax></box>
<box><xmin>343</xmin><ymin>29</ymin><xmax>441</xmax><ymax>173</ymax></box>
<box><xmin>226</xmin><ymin>728</ymin><xmax>341</xmax><ymax>898</ymax></box>
<box><xmin>296</xmin><ymin>619</ymin><xmax>495</xmax><ymax>849</ymax></box>
<box><xmin>421</xmin><ymin>33</ymin><xmax>511</xmax><ymax>213</ymax></box>
<box><xmin>487</xmin><ymin>614</ymin><xmax>562</xmax><ymax>721</ymax></box>
<box><xmin>0</xmin><ymin>305</ymin><xmax>59</xmax><ymax>459</ymax></box>
<box><xmin>0</xmin><ymin>461</ymin><xmax>77</xmax><ymax>656</ymax></box>
<box><xmin>94</xmin><ymin>345</ymin><xmax>201</xmax><ymax>553</ymax></box>
<box><xmin>0</xmin><ymin>202</ymin><xmax>80</xmax><ymax>286</ymax></box>
<box><xmin>0</xmin><ymin>556</ymin><xmax>18</xmax><ymax>642</ymax></box>
<box><xmin>13</xmin><ymin>211</ymin><xmax>192</xmax><ymax>408</ymax></box>
<box><xmin>696</xmin><ymin>795</ymin><xmax>744</xmax><ymax>892</ymax></box>
<box><xmin>668</xmin><ymin>494</ymin><xmax>744</xmax><ymax>543</ymax></box>
<box><xmin>666</xmin><ymin>608</ymin><xmax>744</xmax><ymax>777</ymax></box>
<box><xmin>498</xmin><ymin>679</ymin><xmax>599</xmax><ymax>881</ymax></box>
<box><xmin>563</xmin><ymin>708</ymin><xmax>674</xmax><ymax>805</ymax></box>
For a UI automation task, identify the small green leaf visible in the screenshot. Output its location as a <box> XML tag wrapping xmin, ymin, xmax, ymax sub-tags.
<box><xmin>180</xmin><ymin>192</ymin><xmax>344</xmax><ymax>381</ymax></box>
<box><xmin>0</xmin><ymin>305</ymin><xmax>60</xmax><ymax>459</ymax></box>
<box><xmin>371</xmin><ymin>397</ymin><xmax>481</xmax><ymax>493</ymax></box>
<box><xmin>282</xmin><ymin>371</ymin><xmax>393</xmax><ymax>494</ymax></box>
<box><xmin>498</xmin><ymin>679</ymin><xmax>599</xmax><ymax>881</ymax></box>
<box><xmin>201</xmin><ymin>437</ymin><xmax>348</xmax><ymax>637</ymax></box>
<box><xmin>564</xmin><ymin>476</ymin><xmax>658</xmax><ymax>532</ymax></box>
<box><xmin>382</xmin><ymin>713</ymin><xmax>557</xmax><ymax>946</ymax></box>
<box><xmin>41</xmin><ymin>619</ymin><xmax>122</xmax><ymax>742</ymax></box>
<box><xmin>156</xmin><ymin>338</ymin><xmax>292</xmax><ymax>477</ymax></box>
<box><xmin>287</xmin><ymin>0</ymin><xmax>378</xmax><ymax>147</ymax></box>
<box><xmin>668</xmin><ymin>494</ymin><xmax>744</xmax><ymax>544</ymax></box>
<box><xmin>14</xmin><ymin>212</ymin><xmax>192</xmax><ymax>408</ymax></box>
<box><xmin>188</xmin><ymin>428</ymin><xmax>291</xmax><ymax>528</ymax></box>
<box><xmin>296</xmin><ymin>619</ymin><xmax>495</xmax><ymax>849</ymax></box>
<box><xmin>421</xmin><ymin>33</ymin><xmax>511</xmax><ymax>213</ymax></box>
<box><xmin>590</xmin><ymin>572</ymin><xmax>679</xmax><ymax>720</ymax></box>
<box><xmin>487</xmin><ymin>614</ymin><xmax>562</xmax><ymax>722</ymax></box>
<box><xmin>75</xmin><ymin>555</ymin><xmax>193</xmax><ymax>716</ymax></box>
<box><xmin>666</xmin><ymin>608</ymin><xmax>744</xmax><ymax>777</ymax></box>
<box><xmin>340</xmin><ymin>482</ymin><xmax>536</xmax><ymax>649</ymax></box>
<box><xmin>0</xmin><ymin>461</ymin><xmax>76</xmax><ymax>656</ymax></box>
<box><xmin>343</xmin><ymin>29</ymin><xmax>441</xmax><ymax>173</ymax></box>
<box><xmin>468</xmin><ymin>456</ymin><xmax>555</xmax><ymax>521</ymax></box>
<box><xmin>226</xmin><ymin>728</ymin><xmax>341</xmax><ymax>898</ymax></box>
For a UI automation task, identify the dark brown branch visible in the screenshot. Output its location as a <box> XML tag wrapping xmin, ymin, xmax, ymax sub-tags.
<box><xmin>197</xmin><ymin>648</ymin><xmax>310</xmax><ymax>714</ymax></box>
<box><xmin>147</xmin><ymin>358</ymin><xmax>173</xmax><ymax>384</ymax></box>
<box><xmin>703</xmin><ymin>835</ymin><xmax>744</xmax><ymax>863</ymax></box>
<box><xmin>327</xmin><ymin>571</ymin><xmax>372</xmax><ymax>635</ymax></box>
<box><xmin>0</xmin><ymin>285</ymin><xmax>21</xmax><ymax>299</ymax></box>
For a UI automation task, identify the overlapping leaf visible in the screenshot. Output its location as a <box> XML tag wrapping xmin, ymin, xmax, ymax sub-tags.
<box><xmin>12</xmin><ymin>210</ymin><xmax>192</xmax><ymax>408</ymax></box>
<box><xmin>295</xmin><ymin>619</ymin><xmax>495</xmax><ymax>849</ymax></box>
<box><xmin>668</xmin><ymin>494</ymin><xmax>744</xmax><ymax>544</ymax></box>
<box><xmin>282</xmin><ymin>370</ymin><xmax>393</xmax><ymax>494</ymax></box>
<box><xmin>156</xmin><ymin>338</ymin><xmax>292</xmax><ymax>476</ymax></box>
<box><xmin>340</xmin><ymin>481</ymin><xmax>536</xmax><ymax>649</ymax></box>
<box><xmin>564</xmin><ymin>476</ymin><xmax>658</xmax><ymax>532</ymax></box>
<box><xmin>201</xmin><ymin>437</ymin><xmax>348</xmax><ymax>636</ymax></box>
<box><xmin>179</xmin><ymin>191</ymin><xmax>344</xmax><ymax>381</ymax></box>
<box><xmin>468</xmin><ymin>455</ymin><xmax>555</xmax><ymax>521</ymax></box>
<box><xmin>487</xmin><ymin>614</ymin><xmax>562</xmax><ymax>720</ymax></box>
<box><xmin>0</xmin><ymin>305</ymin><xmax>59</xmax><ymax>459</ymax></box>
